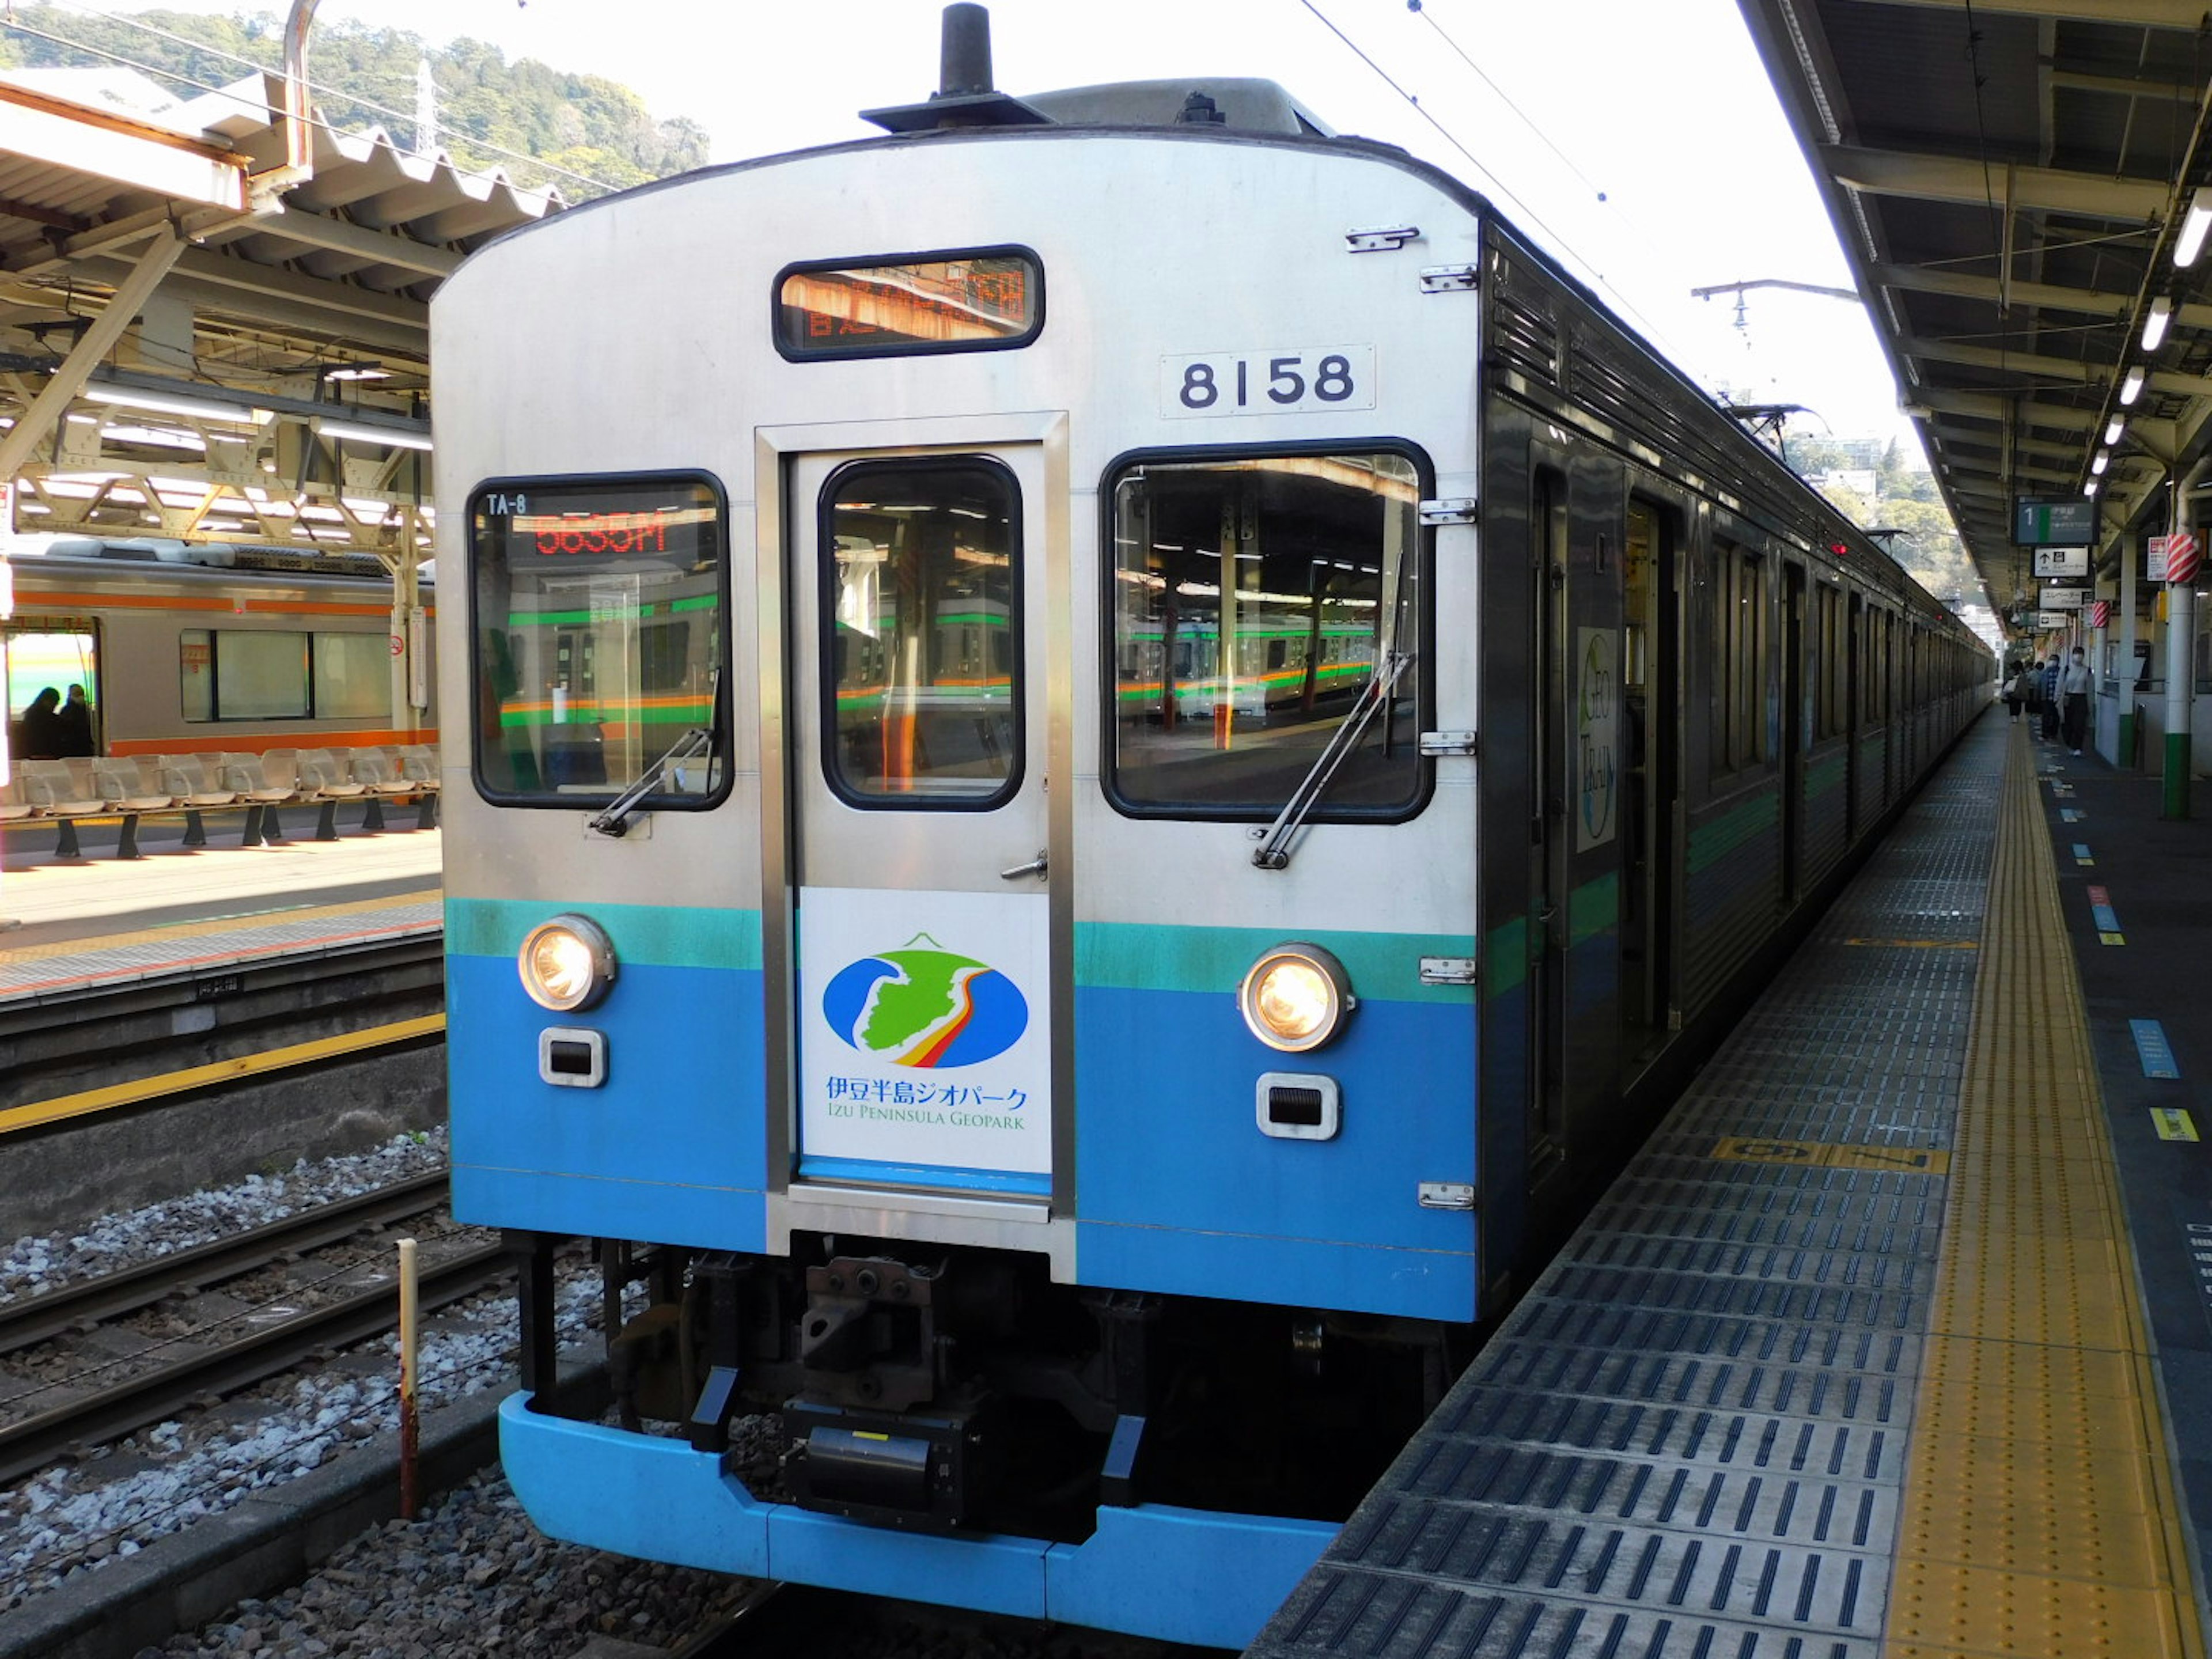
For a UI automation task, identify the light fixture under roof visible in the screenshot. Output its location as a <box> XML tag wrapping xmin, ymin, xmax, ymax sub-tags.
<box><xmin>2092</xmin><ymin>450</ymin><xmax>2109</xmax><ymax>475</ymax></box>
<box><xmin>2179</xmin><ymin>188</ymin><xmax>2212</xmax><ymax>268</ymax></box>
<box><xmin>79</xmin><ymin>382</ymin><xmax>261</xmax><ymax>425</ymax></box>
<box><xmin>2143</xmin><ymin>295</ymin><xmax>2173</xmax><ymax>351</ymax></box>
<box><xmin>314</xmin><ymin>415</ymin><xmax>433</xmax><ymax>452</ymax></box>
<box><xmin>2121</xmin><ymin>365</ymin><xmax>2148</xmax><ymax>406</ymax></box>
<box><xmin>2105</xmin><ymin>417</ymin><xmax>2126</xmax><ymax>446</ymax></box>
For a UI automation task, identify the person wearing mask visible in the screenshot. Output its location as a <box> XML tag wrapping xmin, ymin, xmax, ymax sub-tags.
<box><xmin>2040</xmin><ymin>653</ymin><xmax>2063</xmax><ymax>740</ymax></box>
<box><xmin>2061</xmin><ymin>647</ymin><xmax>2093</xmax><ymax>755</ymax></box>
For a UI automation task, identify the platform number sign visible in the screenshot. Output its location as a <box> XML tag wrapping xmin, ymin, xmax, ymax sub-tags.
<box><xmin>1161</xmin><ymin>346</ymin><xmax>1376</xmax><ymax>417</ymax></box>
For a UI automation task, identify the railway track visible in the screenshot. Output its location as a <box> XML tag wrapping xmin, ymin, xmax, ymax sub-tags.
<box><xmin>0</xmin><ymin>1171</ymin><xmax>506</xmax><ymax>1486</ymax></box>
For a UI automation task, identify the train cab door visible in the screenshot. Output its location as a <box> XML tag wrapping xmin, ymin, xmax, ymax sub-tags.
<box><xmin>779</xmin><ymin>441</ymin><xmax>1061</xmax><ymax>1200</ymax></box>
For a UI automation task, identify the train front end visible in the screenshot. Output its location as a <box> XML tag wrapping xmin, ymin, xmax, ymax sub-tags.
<box><xmin>434</xmin><ymin>74</ymin><xmax>1488</xmax><ymax>1649</ymax></box>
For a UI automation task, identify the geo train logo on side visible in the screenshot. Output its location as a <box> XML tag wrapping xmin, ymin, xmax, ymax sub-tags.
<box><xmin>820</xmin><ymin>935</ymin><xmax>1030</xmax><ymax>1070</ymax></box>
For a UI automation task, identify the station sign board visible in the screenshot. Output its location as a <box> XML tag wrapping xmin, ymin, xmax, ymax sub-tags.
<box><xmin>2032</xmin><ymin>545</ymin><xmax>2089</xmax><ymax>578</ymax></box>
<box><xmin>2036</xmin><ymin>611</ymin><xmax>2071</xmax><ymax>628</ymax></box>
<box><xmin>2042</xmin><ymin>585</ymin><xmax>2086</xmax><ymax>609</ymax></box>
<box><xmin>2016</xmin><ymin>498</ymin><xmax>2098</xmax><ymax>546</ymax></box>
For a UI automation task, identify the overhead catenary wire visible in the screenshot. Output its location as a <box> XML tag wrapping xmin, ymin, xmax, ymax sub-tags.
<box><xmin>1293</xmin><ymin>0</ymin><xmax>1696</xmax><ymax>376</ymax></box>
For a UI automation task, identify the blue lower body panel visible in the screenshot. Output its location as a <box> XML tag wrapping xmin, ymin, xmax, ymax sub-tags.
<box><xmin>499</xmin><ymin>1394</ymin><xmax>1334</xmax><ymax>1647</ymax></box>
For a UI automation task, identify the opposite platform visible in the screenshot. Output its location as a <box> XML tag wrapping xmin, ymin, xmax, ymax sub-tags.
<box><xmin>0</xmin><ymin>816</ymin><xmax>441</xmax><ymax>1007</ymax></box>
<box><xmin>1249</xmin><ymin>712</ymin><xmax>2210</xmax><ymax>1659</ymax></box>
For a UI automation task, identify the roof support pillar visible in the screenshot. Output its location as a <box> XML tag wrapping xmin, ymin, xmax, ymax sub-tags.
<box><xmin>2164</xmin><ymin>456</ymin><xmax>2208</xmax><ymax>818</ymax></box>
<box><xmin>0</xmin><ymin>222</ymin><xmax>188</xmax><ymax>482</ymax></box>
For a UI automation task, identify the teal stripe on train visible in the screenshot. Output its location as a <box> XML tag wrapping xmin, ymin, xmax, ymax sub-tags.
<box><xmin>446</xmin><ymin>896</ymin><xmax>762</xmax><ymax>969</ymax></box>
<box><xmin>1686</xmin><ymin>787</ymin><xmax>1779</xmax><ymax>876</ymax></box>
<box><xmin>1807</xmin><ymin>755</ymin><xmax>1848</xmax><ymax>799</ymax></box>
<box><xmin>1077</xmin><ymin>922</ymin><xmax>1476</xmax><ymax>1005</ymax></box>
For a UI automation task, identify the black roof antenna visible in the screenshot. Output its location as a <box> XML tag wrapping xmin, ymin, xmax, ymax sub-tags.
<box><xmin>861</xmin><ymin>3</ymin><xmax>1054</xmax><ymax>133</ymax></box>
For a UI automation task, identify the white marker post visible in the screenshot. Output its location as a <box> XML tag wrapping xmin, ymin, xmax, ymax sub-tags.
<box><xmin>397</xmin><ymin>1236</ymin><xmax>419</xmax><ymax>1520</ymax></box>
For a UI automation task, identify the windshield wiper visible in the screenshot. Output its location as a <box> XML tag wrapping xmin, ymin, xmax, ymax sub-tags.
<box><xmin>588</xmin><ymin>667</ymin><xmax>722</xmax><ymax>839</ymax></box>
<box><xmin>1249</xmin><ymin>649</ymin><xmax>1411</xmax><ymax>870</ymax></box>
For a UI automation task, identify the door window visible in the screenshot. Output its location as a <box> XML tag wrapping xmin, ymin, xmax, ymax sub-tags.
<box><xmin>819</xmin><ymin>459</ymin><xmax>1022</xmax><ymax>808</ymax></box>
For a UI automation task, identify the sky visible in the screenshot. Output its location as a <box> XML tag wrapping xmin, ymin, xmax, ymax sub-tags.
<box><xmin>112</xmin><ymin>0</ymin><xmax>1917</xmax><ymax>454</ymax></box>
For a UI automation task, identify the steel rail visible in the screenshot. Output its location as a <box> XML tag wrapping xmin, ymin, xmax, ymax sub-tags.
<box><xmin>0</xmin><ymin>1169</ymin><xmax>450</xmax><ymax>1357</ymax></box>
<box><xmin>0</xmin><ymin>1237</ymin><xmax>506</xmax><ymax>1486</ymax></box>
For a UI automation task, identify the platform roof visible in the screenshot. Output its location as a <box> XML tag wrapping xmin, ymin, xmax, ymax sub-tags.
<box><xmin>1741</xmin><ymin>0</ymin><xmax>2212</xmax><ymax>623</ymax></box>
<box><xmin>0</xmin><ymin>65</ymin><xmax>561</xmax><ymax>558</ymax></box>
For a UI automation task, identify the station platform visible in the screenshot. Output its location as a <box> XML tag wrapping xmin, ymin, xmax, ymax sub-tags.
<box><xmin>0</xmin><ymin>805</ymin><xmax>441</xmax><ymax>1006</ymax></box>
<box><xmin>1251</xmin><ymin>711</ymin><xmax>2212</xmax><ymax>1659</ymax></box>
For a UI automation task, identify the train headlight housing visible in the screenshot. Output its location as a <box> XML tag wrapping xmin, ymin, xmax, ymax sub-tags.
<box><xmin>518</xmin><ymin>914</ymin><xmax>616</xmax><ymax>1012</ymax></box>
<box><xmin>1238</xmin><ymin>943</ymin><xmax>1354</xmax><ymax>1053</ymax></box>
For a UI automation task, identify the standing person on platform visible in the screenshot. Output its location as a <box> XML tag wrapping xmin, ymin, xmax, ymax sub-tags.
<box><xmin>2061</xmin><ymin>647</ymin><xmax>2093</xmax><ymax>755</ymax></box>
<box><xmin>2023</xmin><ymin>658</ymin><xmax>2044</xmax><ymax>730</ymax></box>
<box><xmin>2040</xmin><ymin>653</ymin><xmax>2063</xmax><ymax>740</ymax></box>
<box><xmin>15</xmin><ymin>687</ymin><xmax>62</xmax><ymax>760</ymax></box>
<box><xmin>53</xmin><ymin>684</ymin><xmax>93</xmax><ymax>757</ymax></box>
<box><xmin>2003</xmin><ymin>662</ymin><xmax>2028</xmax><ymax>720</ymax></box>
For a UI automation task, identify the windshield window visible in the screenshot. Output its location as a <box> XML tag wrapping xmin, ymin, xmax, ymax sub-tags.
<box><xmin>1106</xmin><ymin>450</ymin><xmax>1425</xmax><ymax>817</ymax></box>
<box><xmin>469</xmin><ymin>475</ymin><xmax>725</xmax><ymax>802</ymax></box>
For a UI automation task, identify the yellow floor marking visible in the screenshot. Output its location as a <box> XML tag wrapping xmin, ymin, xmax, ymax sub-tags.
<box><xmin>1887</xmin><ymin>722</ymin><xmax>2207</xmax><ymax>1659</ymax></box>
<box><xmin>2100</xmin><ymin>931</ymin><xmax>2128</xmax><ymax>946</ymax></box>
<box><xmin>0</xmin><ymin>1013</ymin><xmax>446</xmax><ymax>1136</ymax></box>
<box><xmin>1712</xmin><ymin>1137</ymin><xmax>1953</xmax><ymax>1174</ymax></box>
<box><xmin>2151</xmin><ymin>1109</ymin><xmax>2199</xmax><ymax>1143</ymax></box>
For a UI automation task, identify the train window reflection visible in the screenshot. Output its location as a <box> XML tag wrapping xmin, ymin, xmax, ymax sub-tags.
<box><xmin>776</xmin><ymin>249</ymin><xmax>1041</xmax><ymax>359</ymax></box>
<box><xmin>468</xmin><ymin>476</ymin><xmax>726</xmax><ymax>802</ymax></box>
<box><xmin>820</xmin><ymin>459</ymin><xmax>1020</xmax><ymax>808</ymax></box>
<box><xmin>1107</xmin><ymin>450</ymin><xmax>1425</xmax><ymax>818</ymax></box>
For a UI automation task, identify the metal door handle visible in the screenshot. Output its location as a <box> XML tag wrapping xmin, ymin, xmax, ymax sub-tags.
<box><xmin>999</xmin><ymin>851</ymin><xmax>1048</xmax><ymax>881</ymax></box>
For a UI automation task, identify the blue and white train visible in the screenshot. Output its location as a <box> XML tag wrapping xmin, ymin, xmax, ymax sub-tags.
<box><xmin>433</xmin><ymin>10</ymin><xmax>1988</xmax><ymax>1646</ymax></box>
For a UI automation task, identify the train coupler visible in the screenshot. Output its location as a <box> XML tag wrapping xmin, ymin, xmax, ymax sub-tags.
<box><xmin>784</xmin><ymin>1398</ymin><xmax>995</xmax><ymax>1533</ymax></box>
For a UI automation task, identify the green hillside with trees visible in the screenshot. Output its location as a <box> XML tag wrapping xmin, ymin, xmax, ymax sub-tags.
<box><xmin>0</xmin><ymin>6</ymin><xmax>707</xmax><ymax>197</ymax></box>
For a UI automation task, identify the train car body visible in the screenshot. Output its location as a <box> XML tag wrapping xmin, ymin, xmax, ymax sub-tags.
<box><xmin>0</xmin><ymin>542</ymin><xmax>433</xmax><ymax>763</ymax></box>
<box><xmin>434</xmin><ymin>59</ymin><xmax>1985</xmax><ymax>1650</ymax></box>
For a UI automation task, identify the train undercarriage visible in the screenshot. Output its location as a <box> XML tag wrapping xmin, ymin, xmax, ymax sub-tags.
<box><xmin>507</xmin><ymin>1229</ymin><xmax>1472</xmax><ymax>1543</ymax></box>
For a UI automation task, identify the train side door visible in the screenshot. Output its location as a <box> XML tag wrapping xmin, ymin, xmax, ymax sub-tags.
<box><xmin>782</xmin><ymin>444</ymin><xmax>1058</xmax><ymax>1199</ymax></box>
<box><xmin>1781</xmin><ymin>563</ymin><xmax>1806</xmax><ymax>903</ymax></box>
<box><xmin>1527</xmin><ymin>472</ymin><xmax>1570</xmax><ymax>1183</ymax></box>
<box><xmin>1621</xmin><ymin>501</ymin><xmax>1677</xmax><ymax>1059</ymax></box>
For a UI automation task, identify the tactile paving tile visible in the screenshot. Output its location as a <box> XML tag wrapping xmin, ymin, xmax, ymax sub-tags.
<box><xmin>1248</xmin><ymin>718</ymin><xmax>2010</xmax><ymax>1659</ymax></box>
<box><xmin>0</xmin><ymin>894</ymin><xmax>440</xmax><ymax>1001</ymax></box>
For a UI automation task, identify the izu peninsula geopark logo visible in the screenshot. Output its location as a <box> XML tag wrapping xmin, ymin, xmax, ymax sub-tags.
<box><xmin>820</xmin><ymin>935</ymin><xmax>1029</xmax><ymax>1071</ymax></box>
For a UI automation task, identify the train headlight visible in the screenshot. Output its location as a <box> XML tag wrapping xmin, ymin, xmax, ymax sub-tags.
<box><xmin>1238</xmin><ymin>944</ymin><xmax>1354</xmax><ymax>1052</ymax></box>
<box><xmin>518</xmin><ymin>914</ymin><xmax>616</xmax><ymax>1012</ymax></box>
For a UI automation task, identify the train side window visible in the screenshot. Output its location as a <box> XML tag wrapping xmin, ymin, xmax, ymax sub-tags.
<box><xmin>1710</xmin><ymin>543</ymin><xmax>1765</xmax><ymax>775</ymax></box>
<box><xmin>1103</xmin><ymin>447</ymin><xmax>1426</xmax><ymax>820</ymax></box>
<box><xmin>817</xmin><ymin>458</ymin><xmax>1021</xmax><ymax>808</ymax></box>
<box><xmin>468</xmin><ymin>475</ymin><xmax>728</xmax><ymax>804</ymax></box>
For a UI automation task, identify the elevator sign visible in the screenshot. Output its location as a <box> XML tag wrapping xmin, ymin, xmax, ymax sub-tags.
<box><xmin>2016</xmin><ymin>497</ymin><xmax>2097</xmax><ymax>546</ymax></box>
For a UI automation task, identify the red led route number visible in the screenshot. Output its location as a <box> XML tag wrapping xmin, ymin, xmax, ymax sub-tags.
<box><xmin>522</xmin><ymin>512</ymin><xmax>671</xmax><ymax>556</ymax></box>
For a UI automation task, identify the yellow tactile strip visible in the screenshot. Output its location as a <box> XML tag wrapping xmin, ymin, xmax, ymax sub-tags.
<box><xmin>1887</xmin><ymin>724</ymin><xmax>2206</xmax><ymax>1659</ymax></box>
<box><xmin>0</xmin><ymin>891</ymin><xmax>440</xmax><ymax>1000</ymax></box>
